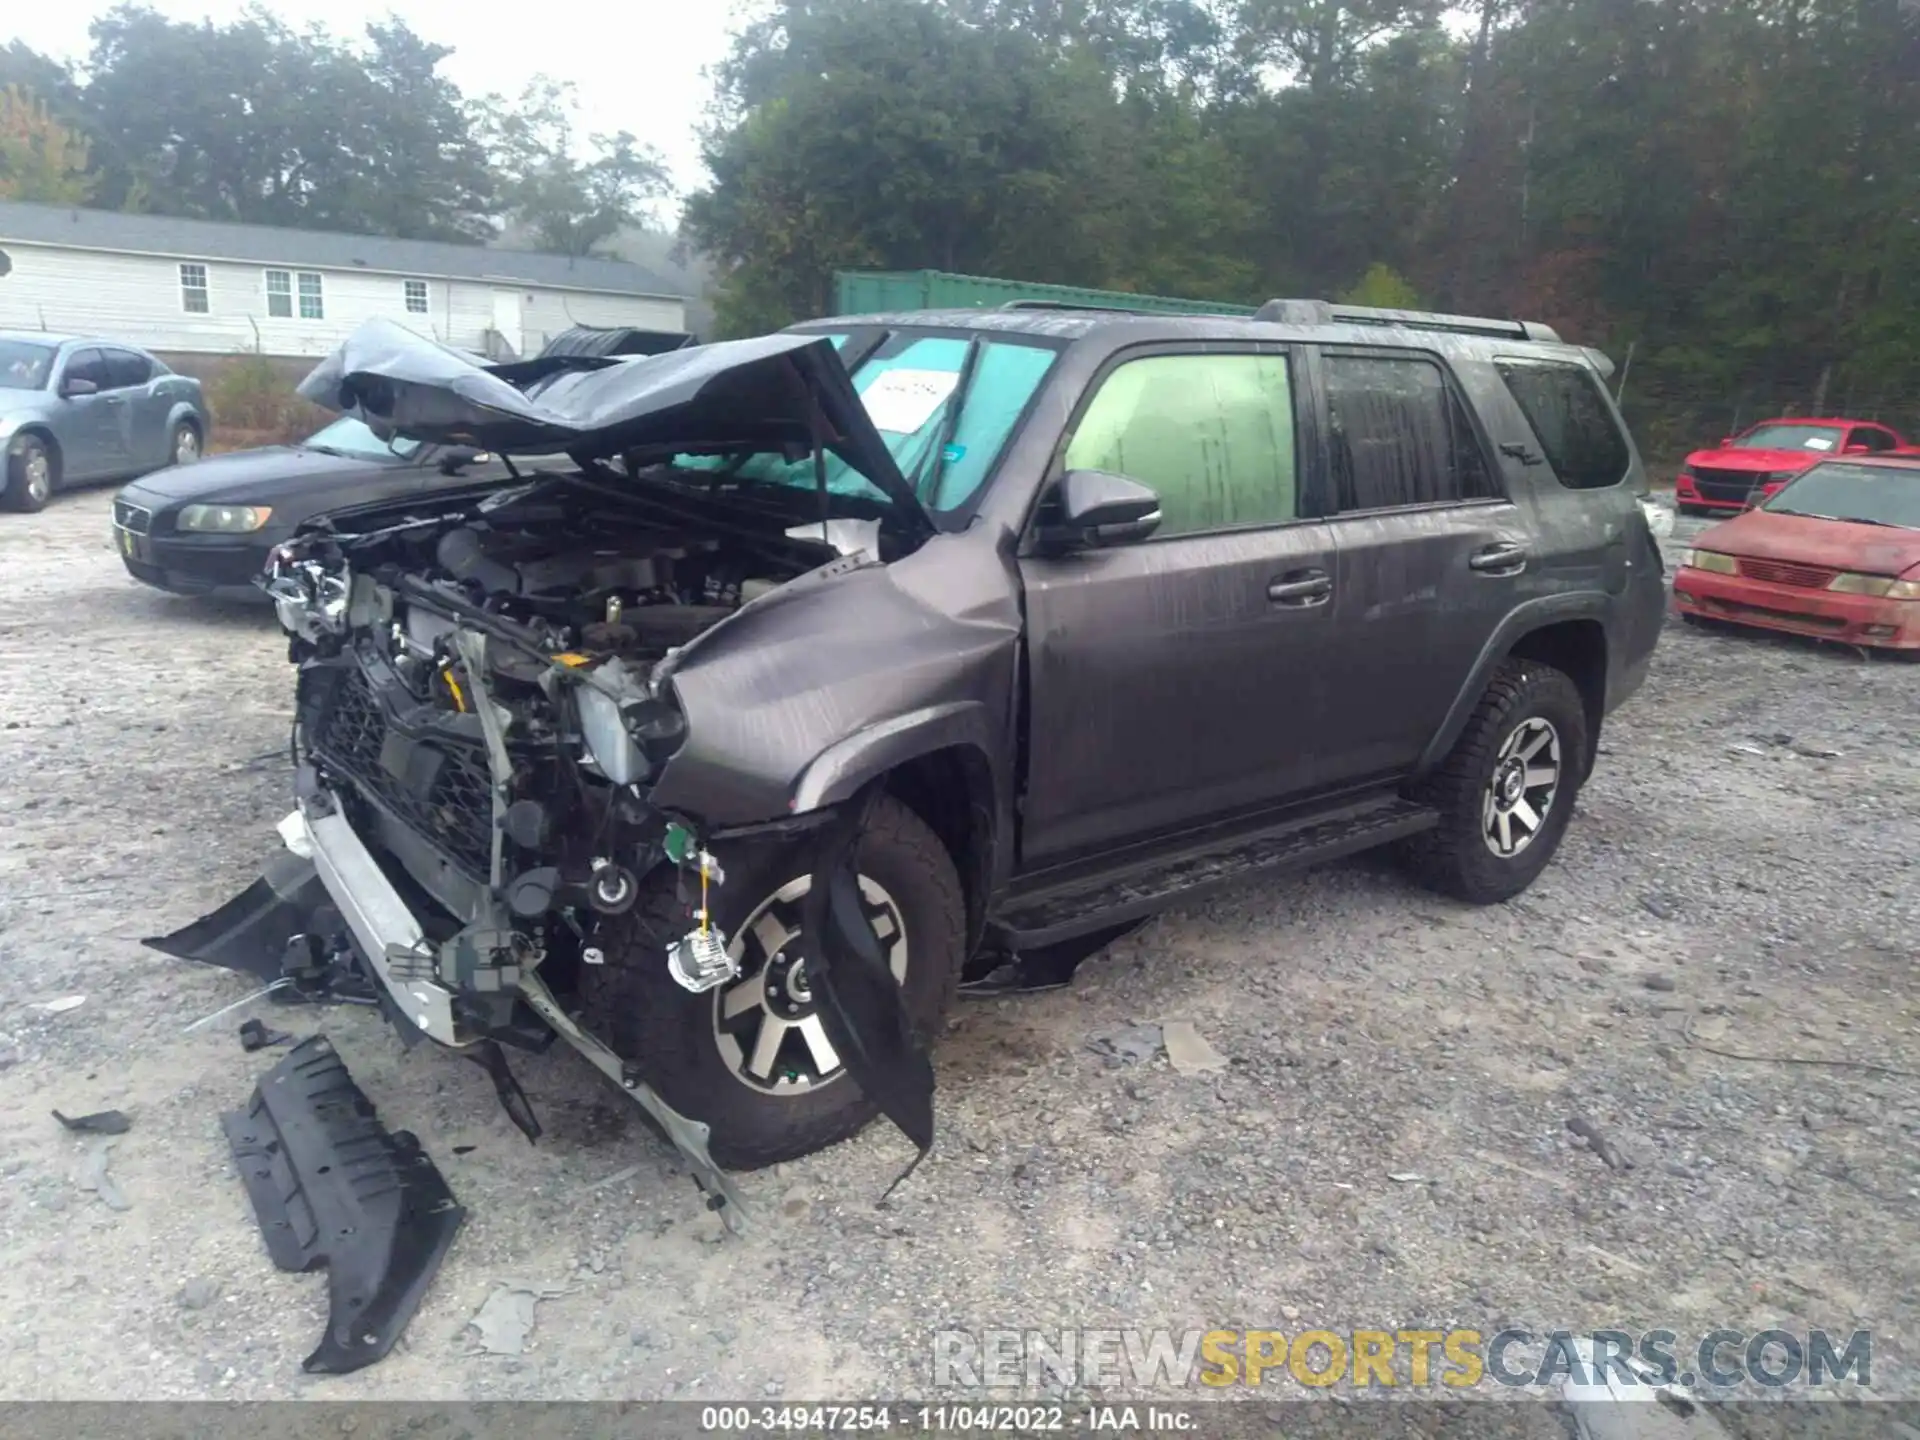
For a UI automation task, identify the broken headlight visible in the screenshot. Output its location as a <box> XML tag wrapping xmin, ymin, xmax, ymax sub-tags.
<box><xmin>577</xmin><ymin>682</ymin><xmax>648</xmax><ymax>786</ymax></box>
<box><xmin>265</xmin><ymin>547</ymin><xmax>350</xmax><ymax>640</ymax></box>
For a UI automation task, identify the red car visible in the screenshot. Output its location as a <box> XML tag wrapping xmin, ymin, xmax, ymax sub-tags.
<box><xmin>1672</xmin><ymin>455</ymin><xmax>1920</xmax><ymax>651</ymax></box>
<box><xmin>1675</xmin><ymin>417</ymin><xmax>1909</xmax><ymax>515</ymax></box>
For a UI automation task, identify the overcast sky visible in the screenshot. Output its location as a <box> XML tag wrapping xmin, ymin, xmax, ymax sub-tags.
<box><xmin>9</xmin><ymin>0</ymin><xmax>761</xmax><ymax>205</ymax></box>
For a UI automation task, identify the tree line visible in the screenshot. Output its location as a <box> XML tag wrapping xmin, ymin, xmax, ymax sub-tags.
<box><xmin>3</xmin><ymin>0</ymin><xmax>1916</xmax><ymax>455</ymax></box>
<box><xmin>681</xmin><ymin>0</ymin><xmax>1920</xmax><ymax>456</ymax></box>
<box><xmin>0</xmin><ymin>4</ymin><xmax>668</xmax><ymax>255</ymax></box>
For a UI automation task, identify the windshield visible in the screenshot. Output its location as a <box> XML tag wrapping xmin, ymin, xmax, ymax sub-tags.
<box><xmin>1765</xmin><ymin>462</ymin><xmax>1920</xmax><ymax>530</ymax></box>
<box><xmin>676</xmin><ymin>329</ymin><xmax>1060</xmax><ymax>516</ymax></box>
<box><xmin>0</xmin><ymin>340</ymin><xmax>56</xmax><ymax>392</ymax></box>
<box><xmin>1732</xmin><ymin>423</ymin><xmax>1844</xmax><ymax>453</ymax></box>
<box><xmin>305</xmin><ymin>415</ymin><xmax>423</xmax><ymax>461</ymax></box>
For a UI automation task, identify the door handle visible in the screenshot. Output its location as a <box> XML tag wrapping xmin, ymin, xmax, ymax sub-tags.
<box><xmin>1268</xmin><ymin>570</ymin><xmax>1333</xmax><ymax>606</ymax></box>
<box><xmin>1500</xmin><ymin>442</ymin><xmax>1545</xmax><ymax>466</ymax></box>
<box><xmin>1469</xmin><ymin>542</ymin><xmax>1529</xmax><ymax>576</ymax></box>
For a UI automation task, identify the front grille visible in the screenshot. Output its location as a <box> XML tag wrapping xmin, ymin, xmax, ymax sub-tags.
<box><xmin>113</xmin><ymin>501</ymin><xmax>152</xmax><ymax>534</ymax></box>
<box><xmin>1738</xmin><ymin>557</ymin><xmax>1839</xmax><ymax>590</ymax></box>
<box><xmin>1691</xmin><ymin>467</ymin><xmax>1763</xmax><ymax>503</ymax></box>
<box><xmin>314</xmin><ymin>668</ymin><xmax>495</xmax><ymax>878</ymax></box>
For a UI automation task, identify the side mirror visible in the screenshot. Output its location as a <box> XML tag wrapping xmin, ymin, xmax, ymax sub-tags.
<box><xmin>1719</xmin><ymin>436</ymin><xmax>1735</xmax><ymax>448</ymax></box>
<box><xmin>1038</xmin><ymin>469</ymin><xmax>1162</xmax><ymax>553</ymax></box>
<box><xmin>61</xmin><ymin>377</ymin><xmax>98</xmax><ymax>398</ymax></box>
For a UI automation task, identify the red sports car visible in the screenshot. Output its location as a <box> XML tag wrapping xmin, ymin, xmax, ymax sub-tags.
<box><xmin>1675</xmin><ymin>417</ymin><xmax>1909</xmax><ymax>515</ymax></box>
<box><xmin>1672</xmin><ymin>455</ymin><xmax>1920</xmax><ymax>651</ymax></box>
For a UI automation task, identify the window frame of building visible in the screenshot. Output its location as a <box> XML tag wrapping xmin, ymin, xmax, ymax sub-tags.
<box><xmin>264</xmin><ymin>269</ymin><xmax>293</xmax><ymax>319</ymax></box>
<box><xmin>296</xmin><ymin>271</ymin><xmax>325</xmax><ymax>320</ymax></box>
<box><xmin>179</xmin><ymin>263</ymin><xmax>210</xmax><ymax>314</ymax></box>
<box><xmin>403</xmin><ymin>279</ymin><xmax>429</xmax><ymax>315</ymax></box>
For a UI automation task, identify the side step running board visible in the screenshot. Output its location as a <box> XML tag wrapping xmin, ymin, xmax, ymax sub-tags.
<box><xmin>989</xmin><ymin>798</ymin><xmax>1437</xmax><ymax>949</ymax></box>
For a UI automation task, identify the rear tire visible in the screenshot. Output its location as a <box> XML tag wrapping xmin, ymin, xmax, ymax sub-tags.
<box><xmin>169</xmin><ymin>421</ymin><xmax>202</xmax><ymax>468</ymax></box>
<box><xmin>1401</xmin><ymin>660</ymin><xmax>1589</xmax><ymax>905</ymax></box>
<box><xmin>3</xmin><ymin>434</ymin><xmax>55</xmax><ymax>513</ymax></box>
<box><xmin>579</xmin><ymin>794</ymin><xmax>965</xmax><ymax>1170</ymax></box>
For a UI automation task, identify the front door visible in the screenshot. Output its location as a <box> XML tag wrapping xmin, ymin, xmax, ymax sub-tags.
<box><xmin>490</xmin><ymin>290</ymin><xmax>524</xmax><ymax>359</ymax></box>
<box><xmin>53</xmin><ymin>347</ymin><xmax>123</xmax><ymax>481</ymax></box>
<box><xmin>1309</xmin><ymin>347</ymin><xmax>1530</xmax><ymax>784</ymax></box>
<box><xmin>1018</xmin><ymin>345</ymin><xmax>1344</xmax><ymax>865</ymax></box>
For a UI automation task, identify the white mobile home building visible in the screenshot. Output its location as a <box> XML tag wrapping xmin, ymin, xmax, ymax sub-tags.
<box><xmin>0</xmin><ymin>200</ymin><xmax>690</xmax><ymax>361</ymax></box>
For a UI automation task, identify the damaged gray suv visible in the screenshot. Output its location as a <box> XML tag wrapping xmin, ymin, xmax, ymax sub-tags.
<box><xmin>158</xmin><ymin>301</ymin><xmax>1665</xmax><ymax>1223</ymax></box>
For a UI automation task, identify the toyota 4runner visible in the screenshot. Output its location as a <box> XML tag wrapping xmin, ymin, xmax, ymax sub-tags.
<box><xmin>158</xmin><ymin>300</ymin><xmax>1666</xmax><ymax>1226</ymax></box>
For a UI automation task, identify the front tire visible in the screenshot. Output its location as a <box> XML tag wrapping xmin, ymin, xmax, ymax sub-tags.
<box><xmin>580</xmin><ymin>794</ymin><xmax>966</xmax><ymax>1170</ymax></box>
<box><xmin>4</xmin><ymin>434</ymin><xmax>55</xmax><ymax>513</ymax></box>
<box><xmin>1401</xmin><ymin>659</ymin><xmax>1589</xmax><ymax>905</ymax></box>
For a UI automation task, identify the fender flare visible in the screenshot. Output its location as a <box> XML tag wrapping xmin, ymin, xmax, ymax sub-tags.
<box><xmin>1416</xmin><ymin>593</ymin><xmax>1613</xmax><ymax>777</ymax></box>
<box><xmin>165</xmin><ymin>400</ymin><xmax>205</xmax><ymax>436</ymax></box>
<box><xmin>790</xmin><ymin>701</ymin><xmax>1001</xmax><ymax>815</ymax></box>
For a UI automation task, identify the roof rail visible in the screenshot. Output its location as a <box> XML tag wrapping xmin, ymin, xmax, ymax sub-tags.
<box><xmin>998</xmin><ymin>299</ymin><xmax>1155</xmax><ymax>314</ymax></box>
<box><xmin>1254</xmin><ymin>298</ymin><xmax>1562</xmax><ymax>344</ymax></box>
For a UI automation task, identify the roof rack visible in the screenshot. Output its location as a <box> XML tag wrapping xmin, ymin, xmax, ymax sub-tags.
<box><xmin>1254</xmin><ymin>299</ymin><xmax>1562</xmax><ymax>344</ymax></box>
<box><xmin>998</xmin><ymin>300</ymin><xmax>1156</xmax><ymax>314</ymax></box>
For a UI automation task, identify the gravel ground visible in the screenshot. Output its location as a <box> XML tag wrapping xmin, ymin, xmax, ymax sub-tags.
<box><xmin>0</xmin><ymin>487</ymin><xmax>1915</xmax><ymax>1414</ymax></box>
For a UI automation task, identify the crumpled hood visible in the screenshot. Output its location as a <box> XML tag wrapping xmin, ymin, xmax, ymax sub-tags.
<box><xmin>1687</xmin><ymin>446</ymin><xmax>1831</xmax><ymax>473</ymax></box>
<box><xmin>296</xmin><ymin>318</ymin><xmax>929</xmax><ymax>533</ymax></box>
<box><xmin>1698</xmin><ymin>510</ymin><xmax>1920</xmax><ymax>575</ymax></box>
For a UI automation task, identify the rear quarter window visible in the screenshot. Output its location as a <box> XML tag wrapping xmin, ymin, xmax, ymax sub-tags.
<box><xmin>1495</xmin><ymin>358</ymin><xmax>1631</xmax><ymax>490</ymax></box>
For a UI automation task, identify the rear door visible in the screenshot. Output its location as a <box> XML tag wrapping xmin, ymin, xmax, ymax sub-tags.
<box><xmin>1018</xmin><ymin>343</ymin><xmax>1343</xmax><ymax>863</ymax></box>
<box><xmin>102</xmin><ymin>348</ymin><xmax>170</xmax><ymax>466</ymax></box>
<box><xmin>1309</xmin><ymin>346</ymin><xmax>1528</xmax><ymax>785</ymax></box>
<box><xmin>53</xmin><ymin>348</ymin><xmax>121</xmax><ymax>480</ymax></box>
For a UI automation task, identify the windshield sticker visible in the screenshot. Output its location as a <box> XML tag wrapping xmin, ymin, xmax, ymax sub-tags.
<box><xmin>1803</xmin><ymin>436</ymin><xmax>1835</xmax><ymax>450</ymax></box>
<box><xmin>860</xmin><ymin>369</ymin><xmax>959</xmax><ymax>435</ymax></box>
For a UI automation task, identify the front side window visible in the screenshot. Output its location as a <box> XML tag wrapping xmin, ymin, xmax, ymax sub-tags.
<box><xmin>404</xmin><ymin>279</ymin><xmax>429</xmax><ymax>314</ymax></box>
<box><xmin>179</xmin><ymin>262</ymin><xmax>209</xmax><ymax>314</ymax></box>
<box><xmin>1327</xmin><ymin>353</ymin><xmax>1499</xmax><ymax>509</ymax></box>
<box><xmin>63</xmin><ymin>348</ymin><xmax>107</xmax><ymax>390</ymax></box>
<box><xmin>1494</xmin><ymin>357</ymin><xmax>1630</xmax><ymax>491</ymax></box>
<box><xmin>265</xmin><ymin>269</ymin><xmax>293</xmax><ymax>318</ymax></box>
<box><xmin>1062</xmin><ymin>351</ymin><xmax>1299</xmax><ymax>536</ymax></box>
<box><xmin>297</xmin><ymin>271</ymin><xmax>325</xmax><ymax>320</ymax></box>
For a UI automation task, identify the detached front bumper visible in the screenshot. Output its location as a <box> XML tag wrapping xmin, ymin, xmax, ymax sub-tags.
<box><xmin>1673</xmin><ymin>569</ymin><xmax>1920</xmax><ymax>649</ymax></box>
<box><xmin>284</xmin><ymin>792</ymin><xmax>469</xmax><ymax>1045</ymax></box>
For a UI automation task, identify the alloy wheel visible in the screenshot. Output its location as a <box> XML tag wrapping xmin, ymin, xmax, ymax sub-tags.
<box><xmin>174</xmin><ymin>428</ymin><xmax>201</xmax><ymax>464</ymax></box>
<box><xmin>712</xmin><ymin>873</ymin><xmax>909</xmax><ymax>1095</ymax></box>
<box><xmin>1482</xmin><ymin>717</ymin><xmax>1562</xmax><ymax>859</ymax></box>
<box><xmin>24</xmin><ymin>450</ymin><xmax>51</xmax><ymax>505</ymax></box>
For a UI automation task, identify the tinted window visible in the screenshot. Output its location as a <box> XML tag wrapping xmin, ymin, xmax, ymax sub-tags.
<box><xmin>1850</xmin><ymin>427</ymin><xmax>1897</xmax><ymax>454</ymax></box>
<box><xmin>1495</xmin><ymin>358</ymin><xmax>1631</xmax><ymax>490</ymax></box>
<box><xmin>1063</xmin><ymin>352</ymin><xmax>1299</xmax><ymax>536</ymax></box>
<box><xmin>64</xmin><ymin>348</ymin><xmax>108</xmax><ymax>389</ymax></box>
<box><xmin>1325</xmin><ymin>353</ymin><xmax>1497</xmax><ymax>510</ymax></box>
<box><xmin>102</xmin><ymin>350</ymin><xmax>152</xmax><ymax>389</ymax></box>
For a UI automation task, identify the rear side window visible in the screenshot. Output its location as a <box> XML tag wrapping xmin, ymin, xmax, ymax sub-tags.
<box><xmin>1062</xmin><ymin>351</ymin><xmax>1299</xmax><ymax>536</ymax></box>
<box><xmin>1323</xmin><ymin>353</ymin><xmax>1497</xmax><ymax>511</ymax></box>
<box><xmin>1495</xmin><ymin>358</ymin><xmax>1630</xmax><ymax>490</ymax></box>
<box><xmin>103</xmin><ymin>350</ymin><xmax>152</xmax><ymax>389</ymax></box>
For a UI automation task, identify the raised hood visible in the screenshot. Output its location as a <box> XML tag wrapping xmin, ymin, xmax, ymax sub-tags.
<box><xmin>296</xmin><ymin>318</ymin><xmax>930</xmax><ymax>533</ymax></box>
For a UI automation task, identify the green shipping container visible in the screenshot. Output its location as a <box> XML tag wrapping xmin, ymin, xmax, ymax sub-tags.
<box><xmin>831</xmin><ymin>269</ymin><xmax>1256</xmax><ymax>319</ymax></box>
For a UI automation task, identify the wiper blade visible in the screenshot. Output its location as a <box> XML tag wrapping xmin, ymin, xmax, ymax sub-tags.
<box><xmin>912</xmin><ymin>337</ymin><xmax>984</xmax><ymax>503</ymax></box>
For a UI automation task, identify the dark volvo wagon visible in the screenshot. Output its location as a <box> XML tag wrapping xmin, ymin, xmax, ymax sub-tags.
<box><xmin>161</xmin><ymin>300</ymin><xmax>1666</xmax><ymax>1229</ymax></box>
